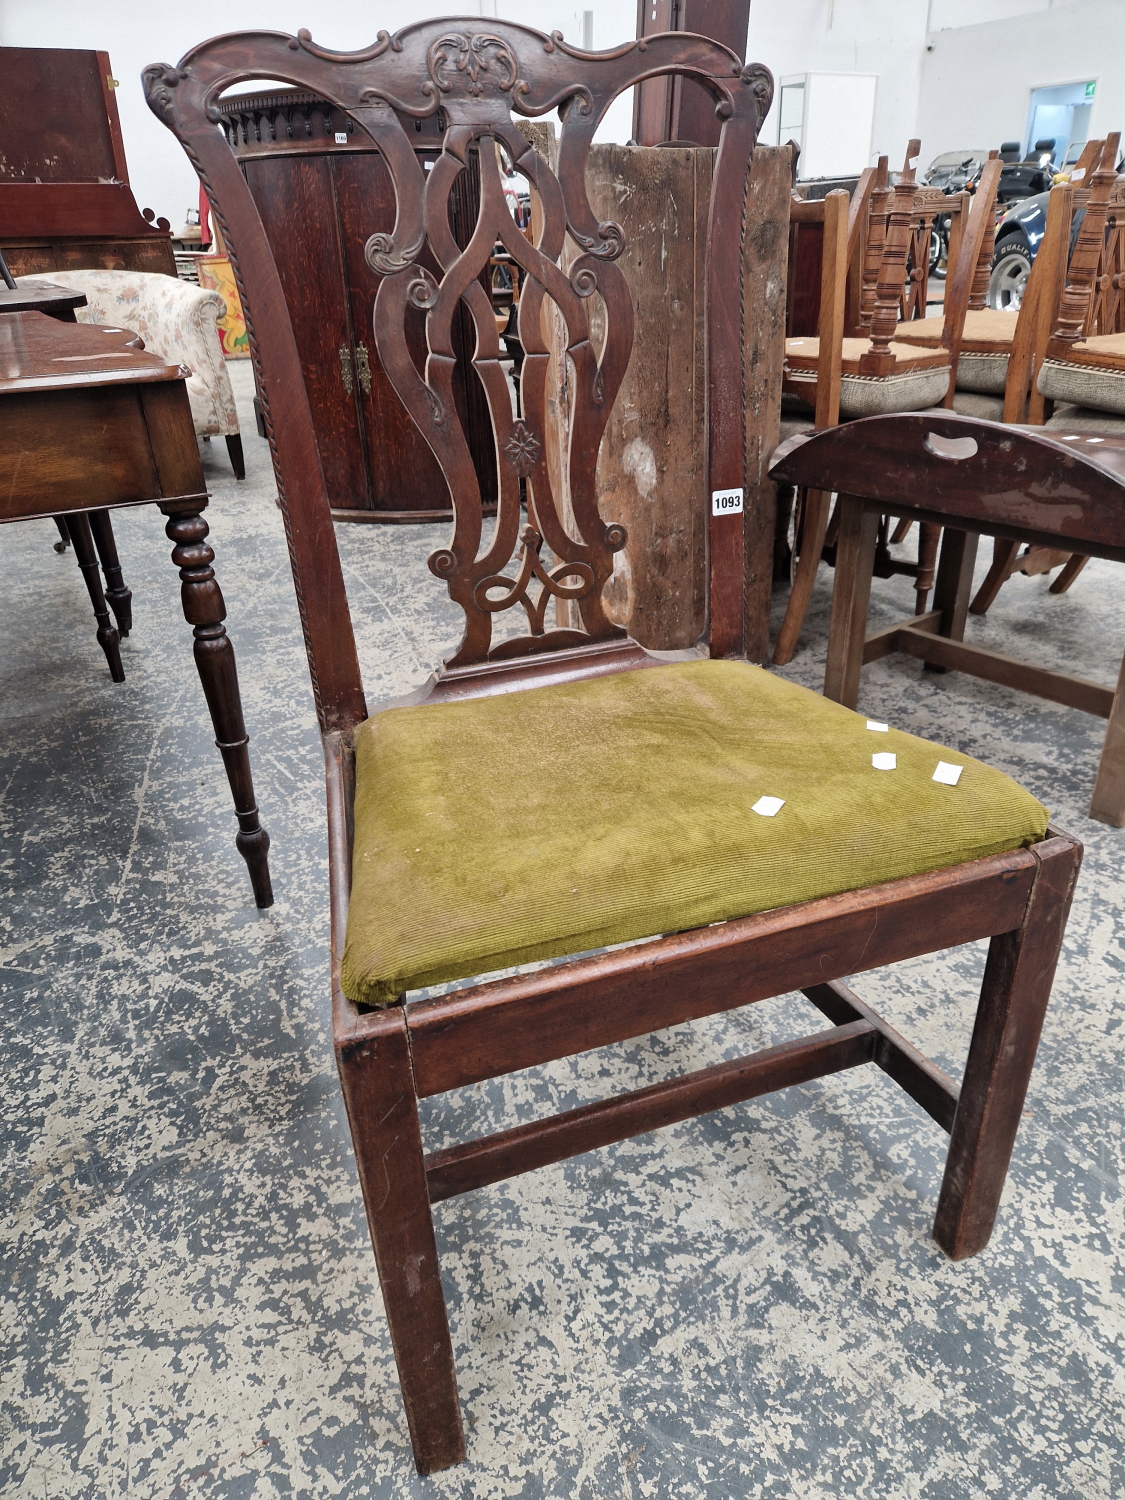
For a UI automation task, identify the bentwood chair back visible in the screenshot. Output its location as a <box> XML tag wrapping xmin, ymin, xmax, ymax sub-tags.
<box><xmin>149</xmin><ymin>22</ymin><xmax>1080</xmax><ymax>1473</ymax></box>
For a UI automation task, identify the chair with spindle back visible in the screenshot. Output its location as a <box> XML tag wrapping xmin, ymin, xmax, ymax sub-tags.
<box><xmin>774</xmin><ymin>145</ymin><xmax>1000</xmax><ymax>662</ymax></box>
<box><xmin>148</xmin><ymin>22</ymin><xmax>1081</xmax><ymax>1472</ymax></box>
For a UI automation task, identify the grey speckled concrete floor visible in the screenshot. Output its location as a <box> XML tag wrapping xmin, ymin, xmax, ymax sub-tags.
<box><xmin>2</xmin><ymin>362</ymin><xmax>1123</xmax><ymax>1498</ymax></box>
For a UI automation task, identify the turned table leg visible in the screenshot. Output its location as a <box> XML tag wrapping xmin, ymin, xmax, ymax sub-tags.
<box><xmin>160</xmin><ymin>502</ymin><xmax>273</xmax><ymax>907</ymax></box>
<box><xmin>67</xmin><ymin>511</ymin><xmax>124</xmax><ymax>683</ymax></box>
<box><xmin>88</xmin><ymin>510</ymin><xmax>133</xmax><ymax>637</ymax></box>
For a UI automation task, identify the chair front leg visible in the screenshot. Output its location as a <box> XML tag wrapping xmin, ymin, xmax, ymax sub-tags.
<box><xmin>933</xmin><ymin>832</ymin><xmax>1082</xmax><ymax>1259</ymax></box>
<box><xmin>336</xmin><ymin>1007</ymin><xmax>466</xmax><ymax>1474</ymax></box>
<box><xmin>160</xmin><ymin>501</ymin><xmax>273</xmax><ymax>907</ymax></box>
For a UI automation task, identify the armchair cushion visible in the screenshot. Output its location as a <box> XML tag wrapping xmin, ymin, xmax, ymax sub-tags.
<box><xmin>341</xmin><ymin>660</ymin><xmax>1048</xmax><ymax>1007</ymax></box>
<box><xmin>18</xmin><ymin>269</ymin><xmax>239</xmax><ymax>438</ymax></box>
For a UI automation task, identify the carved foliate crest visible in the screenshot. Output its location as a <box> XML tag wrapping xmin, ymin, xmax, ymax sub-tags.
<box><xmin>426</xmin><ymin>32</ymin><xmax>521</xmax><ymax>101</ymax></box>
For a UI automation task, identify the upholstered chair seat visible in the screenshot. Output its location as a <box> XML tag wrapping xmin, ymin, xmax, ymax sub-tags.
<box><xmin>1037</xmin><ymin>332</ymin><xmax>1125</xmax><ymax>414</ymax></box>
<box><xmin>784</xmin><ymin>336</ymin><xmax>952</xmax><ymax>417</ymax></box>
<box><xmin>341</xmin><ymin>660</ymin><xmax>1048</xmax><ymax>1007</ymax></box>
<box><xmin>894</xmin><ymin>307</ymin><xmax>1021</xmax><ymax>394</ymax></box>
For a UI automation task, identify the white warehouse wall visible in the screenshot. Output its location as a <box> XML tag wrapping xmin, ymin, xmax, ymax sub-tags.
<box><xmin>747</xmin><ymin>0</ymin><xmax>931</xmax><ymax>169</ymax></box>
<box><xmin>0</xmin><ymin>0</ymin><xmax>638</xmax><ymax>230</ymax></box>
<box><xmin>917</xmin><ymin>0</ymin><xmax>1125</xmax><ymax>161</ymax></box>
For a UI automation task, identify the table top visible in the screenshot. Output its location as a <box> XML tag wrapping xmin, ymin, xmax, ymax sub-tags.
<box><xmin>0</xmin><ymin>310</ymin><xmax>188</xmax><ymax>395</ymax></box>
<box><xmin>0</xmin><ymin>281</ymin><xmax>86</xmax><ymax>317</ymax></box>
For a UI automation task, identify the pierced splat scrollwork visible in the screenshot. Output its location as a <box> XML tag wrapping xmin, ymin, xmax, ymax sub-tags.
<box><xmin>142</xmin><ymin>18</ymin><xmax>768</xmax><ymax>695</ymax></box>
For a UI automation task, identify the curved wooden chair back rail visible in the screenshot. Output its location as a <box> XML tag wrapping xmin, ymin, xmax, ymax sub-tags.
<box><xmin>771</xmin><ymin>410</ymin><xmax>1125</xmax><ymax>825</ymax></box>
<box><xmin>149</xmin><ymin>25</ymin><xmax>1081</xmax><ymax>1473</ymax></box>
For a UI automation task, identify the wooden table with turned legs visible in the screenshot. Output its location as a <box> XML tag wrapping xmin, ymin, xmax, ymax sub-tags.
<box><xmin>0</xmin><ymin>309</ymin><xmax>272</xmax><ymax>906</ymax></box>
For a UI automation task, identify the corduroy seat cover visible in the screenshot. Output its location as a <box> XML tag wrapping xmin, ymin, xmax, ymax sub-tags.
<box><xmin>341</xmin><ymin>660</ymin><xmax>1049</xmax><ymax>1006</ymax></box>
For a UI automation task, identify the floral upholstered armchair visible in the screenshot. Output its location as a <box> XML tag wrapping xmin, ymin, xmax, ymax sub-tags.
<box><xmin>19</xmin><ymin>268</ymin><xmax>244</xmax><ymax>478</ymax></box>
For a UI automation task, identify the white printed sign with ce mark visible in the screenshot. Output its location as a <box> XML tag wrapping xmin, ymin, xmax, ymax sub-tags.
<box><xmin>711</xmin><ymin>487</ymin><xmax>744</xmax><ymax>516</ymax></box>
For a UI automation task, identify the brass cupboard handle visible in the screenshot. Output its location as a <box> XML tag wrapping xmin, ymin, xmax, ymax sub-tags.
<box><xmin>356</xmin><ymin>341</ymin><xmax>372</xmax><ymax>395</ymax></box>
<box><xmin>339</xmin><ymin>344</ymin><xmax>354</xmax><ymax>394</ymax></box>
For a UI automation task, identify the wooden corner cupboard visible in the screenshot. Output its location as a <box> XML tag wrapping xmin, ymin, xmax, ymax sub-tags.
<box><xmin>215</xmin><ymin>90</ymin><xmax>497</xmax><ymax>521</ymax></box>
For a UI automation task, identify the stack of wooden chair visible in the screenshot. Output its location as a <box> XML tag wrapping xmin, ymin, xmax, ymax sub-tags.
<box><xmin>774</xmin><ymin>144</ymin><xmax>1001</xmax><ymax>663</ymax></box>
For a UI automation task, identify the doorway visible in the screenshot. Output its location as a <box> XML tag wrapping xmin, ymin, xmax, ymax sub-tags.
<box><xmin>1025</xmin><ymin>80</ymin><xmax>1096</xmax><ymax>165</ymax></box>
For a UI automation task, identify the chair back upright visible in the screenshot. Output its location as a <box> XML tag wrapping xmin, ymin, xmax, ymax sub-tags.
<box><xmin>143</xmin><ymin>24</ymin><xmax>772</xmax><ymax>720</ymax></box>
<box><xmin>858</xmin><ymin>140</ymin><xmax>922</xmax><ymax>376</ymax></box>
<box><xmin>937</xmin><ymin>151</ymin><xmax>1003</xmax><ymax>406</ymax></box>
<box><xmin>1048</xmin><ymin>131</ymin><xmax>1122</xmax><ymax>358</ymax></box>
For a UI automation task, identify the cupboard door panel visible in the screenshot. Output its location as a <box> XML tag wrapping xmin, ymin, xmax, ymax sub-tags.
<box><xmin>333</xmin><ymin>152</ymin><xmax>453</xmax><ymax>513</ymax></box>
<box><xmin>243</xmin><ymin>155</ymin><xmax>371</xmax><ymax>509</ymax></box>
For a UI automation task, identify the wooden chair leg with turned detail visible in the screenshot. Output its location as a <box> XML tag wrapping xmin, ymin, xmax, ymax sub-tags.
<box><xmin>150</xmin><ymin>22</ymin><xmax>1082</xmax><ymax>1471</ymax></box>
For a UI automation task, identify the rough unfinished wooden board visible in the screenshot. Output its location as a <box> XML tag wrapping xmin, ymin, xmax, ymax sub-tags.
<box><xmin>543</xmin><ymin>141</ymin><xmax>788</xmax><ymax>655</ymax></box>
<box><xmin>742</xmin><ymin>145</ymin><xmax>792</xmax><ymax>661</ymax></box>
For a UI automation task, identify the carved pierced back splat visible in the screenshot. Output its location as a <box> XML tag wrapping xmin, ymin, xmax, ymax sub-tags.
<box><xmin>144</xmin><ymin>22</ymin><xmax>771</xmax><ymax>724</ymax></box>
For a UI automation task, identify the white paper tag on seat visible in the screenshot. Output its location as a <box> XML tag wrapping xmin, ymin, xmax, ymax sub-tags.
<box><xmin>752</xmin><ymin>795</ymin><xmax>785</xmax><ymax>817</ymax></box>
<box><xmin>933</xmin><ymin>761</ymin><xmax>963</xmax><ymax>785</ymax></box>
<box><xmin>866</xmin><ymin>720</ymin><xmax>889</xmax><ymax>732</ymax></box>
<box><xmin>712</xmin><ymin>487</ymin><xmax>744</xmax><ymax>516</ymax></box>
<box><xmin>872</xmin><ymin>752</ymin><xmax>897</xmax><ymax>770</ymax></box>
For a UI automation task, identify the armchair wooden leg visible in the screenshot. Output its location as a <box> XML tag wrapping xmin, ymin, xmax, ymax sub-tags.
<box><xmin>933</xmin><ymin>833</ymin><xmax>1081</xmax><ymax>1260</ymax></box>
<box><xmin>773</xmin><ymin>488</ymin><xmax>831</xmax><ymax>665</ymax></box>
<box><xmin>225</xmin><ymin>434</ymin><xmax>246</xmax><ymax>480</ymax></box>
<box><xmin>68</xmin><ymin>511</ymin><xmax>124</xmax><ymax>683</ymax></box>
<box><xmin>336</xmin><ymin>1008</ymin><xmax>466</xmax><ymax>1474</ymax></box>
<box><xmin>88</xmin><ymin>509</ymin><xmax>133</xmax><ymax>637</ymax></box>
<box><xmin>1089</xmin><ymin>647</ymin><xmax>1125</xmax><ymax>826</ymax></box>
<box><xmin>969</xmin><ymin>538</ymin><xmax>1019</xmax><ymax>616</ymax></box>
<box><xmin>824</xmin><ymin>499</ymin><xmax>879</xmax><ymax>708</ymax></box>
<box><xmin>161</xmin><ymin>503</ymin><xmax>273</xmax><ymax>907</ymax></box>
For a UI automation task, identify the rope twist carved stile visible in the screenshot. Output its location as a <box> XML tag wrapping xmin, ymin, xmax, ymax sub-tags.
<box><xmin>143</xmin><ymin>23</ymin><xmax>772</xmax><ymax>699</ymax></box>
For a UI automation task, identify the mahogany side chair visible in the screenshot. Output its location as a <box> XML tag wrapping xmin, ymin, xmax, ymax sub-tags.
<box><xmin>148</xmin><ymin>21</ymin><xmax>1082</xmax><ymax>1472</ymax></box>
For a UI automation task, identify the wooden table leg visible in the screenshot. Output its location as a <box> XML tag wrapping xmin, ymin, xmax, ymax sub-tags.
<box><xmin>160</xmin><ymin>502</ymin><xmax>273</xmax><ymax>907</ymax></box>
<box><xmin>67</xmin><ymin>511</ymin><xmax>124</xmax><ymax>683</ymax></box>
<box><xmin>88</xmin><ymin>509</ymin><xmax>133</xmax><ymax>637</ymax></box>
<box><xmin>52</xmin><ymin>516</ymin><xmax>71</xmax><ymax>553</ymax></box>
<box><xmin>933</xmin><ymin>833</ymin><xmax>1081</xmax><ymax>1260</ymax></box>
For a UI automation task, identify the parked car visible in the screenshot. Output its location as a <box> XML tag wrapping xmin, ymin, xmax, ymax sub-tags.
<box><xmin>987</xmin><ymin>143</ymin><xmax>1122</xmax><ymax>308</ymax></box>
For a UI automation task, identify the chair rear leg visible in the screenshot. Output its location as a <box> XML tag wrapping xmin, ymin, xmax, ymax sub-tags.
<box><xmin>1089</xmin><ymin>647</ymin><xmax>1125</xmax><ymax>826</ymax></box>
<box><xmin>969</xmin><ymin>538</ymin><xmax>1019</xmax><ymax>615</ymax></box>
<box><xmin>933</xmin><ymin>833</ymin><xmax>1081</xmax><ymax>1260</ymax></box>
<box><xmin>225</xmin><ymin>434</ymin><xmax>246</xmax><ymax>480</ymax></box>
<box><xmin>773</xmin><ymin>487</ymin><xmax>831</xmax><ymax>665</ymax></box>
<box><xmin>336</xmin><ymin>1008</ymin><xmax>466</xmax><ymax>1474</ymax></box>
<box><xmin>88</xmin><ymin>510</ymin><xmax>133</xmax><ymax>637</ymax></box>
<box><xmin>68</xmin><ymin>512</ymin><xmax>124</xmax><ymax>683</ymax></box>
<box><xmin>1048</xmin><ymin>553</ymin><xmax>1089</xmax><ymax>593</ymax></box>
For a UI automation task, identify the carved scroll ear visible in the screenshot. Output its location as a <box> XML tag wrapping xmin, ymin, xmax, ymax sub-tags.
<box><xmin>739</xmin><ymin>62</ymin><xmax>774</xmax><ymax>135</ymax></box>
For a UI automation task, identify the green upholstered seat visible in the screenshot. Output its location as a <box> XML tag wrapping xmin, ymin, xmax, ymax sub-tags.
<box><xmin>341</xmin><ymin>661</ymin><xmax>1049</xmax><ymax>1007</ymax></box>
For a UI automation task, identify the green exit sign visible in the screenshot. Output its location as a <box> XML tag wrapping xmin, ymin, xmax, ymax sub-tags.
<box><xmin>1086</xmin><ymin>80</ymin><xmax>1097</xmax><ymax>98</ymax></box>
